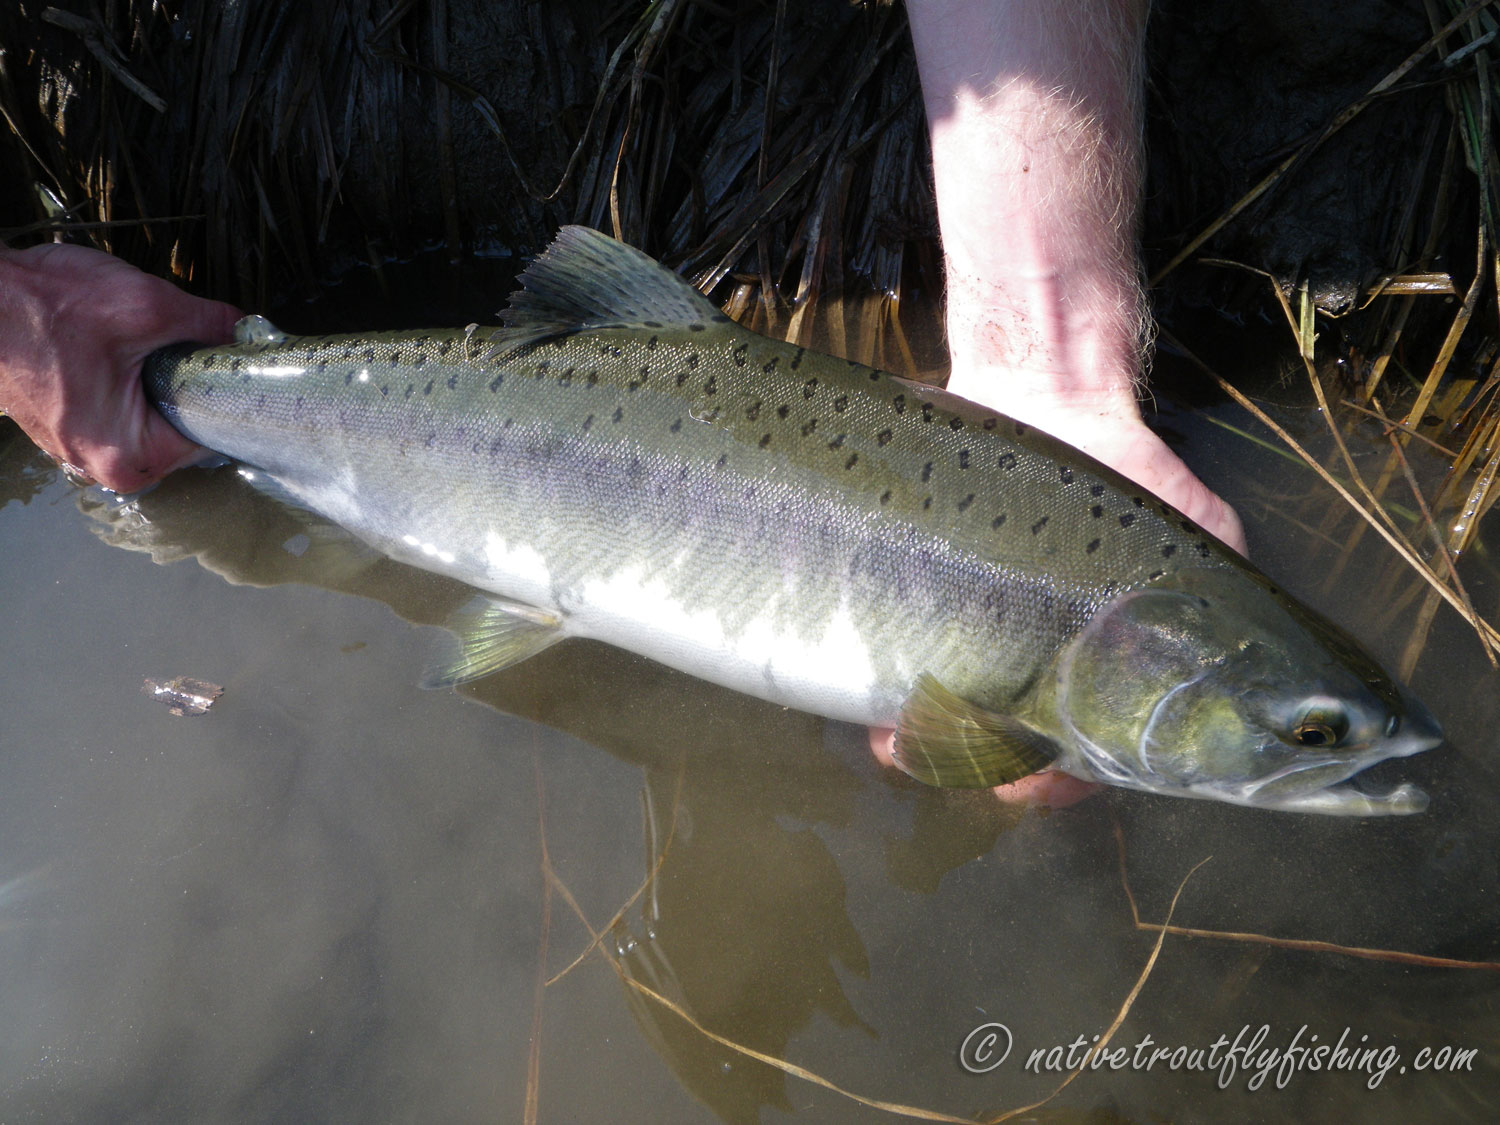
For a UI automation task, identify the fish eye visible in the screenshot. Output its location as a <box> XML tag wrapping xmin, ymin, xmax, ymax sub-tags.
<box><xmin>1292</xmin><ymin>707</ymin><xmax>1350</xmax><ymax>748</ymax></box>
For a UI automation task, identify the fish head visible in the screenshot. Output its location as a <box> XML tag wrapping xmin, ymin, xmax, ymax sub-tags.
<box><xmin>1052</xmin><ymin>566</ymin><xmax>1441</xmax><ymax>815</ymax></box>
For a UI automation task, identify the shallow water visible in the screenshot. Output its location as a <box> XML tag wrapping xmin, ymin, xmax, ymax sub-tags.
<box><xmin>1</xmin><ymin>273</ymin><xmax>1498</xmax><ymax>1122</ymax></box>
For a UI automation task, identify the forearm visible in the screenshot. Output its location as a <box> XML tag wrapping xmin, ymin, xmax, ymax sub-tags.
<box><xmin>906</xmin><ymin>0</ymin><xmax>1150</xmax><ymax>412</ymax></box>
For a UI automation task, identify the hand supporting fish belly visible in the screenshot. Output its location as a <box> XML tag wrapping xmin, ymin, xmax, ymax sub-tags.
<box><xmin>142</xmin><ymin>226</ymin><xmax>1442</xmax><ymax>815</ymax></box>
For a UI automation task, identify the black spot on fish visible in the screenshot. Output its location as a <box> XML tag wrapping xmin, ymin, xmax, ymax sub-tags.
<box><xmin>760</xmin><ymin>433</ymin><xmax>772</xmax><ymax>448</ymax></box>
<box><xmin>489</xmin><ymin>374</ymin><xmax>503</xmax><ymax>392</ymax></box>
<box><xmin>770</xmin><ymin>404</ymin><xmax>787</xmax><ymax>421</ymax></box>
<box><xmin>880</xmin><ymin>490</ymin><xmax>892</xmax><ymax>505</ymax></box>
<box><xmin>670</xmin><ymin>418</ymin><xmax>682</xmax><ymax>432</ymax></box>
<box><xmin>803</xmin><ymin>378</ymin><xmax>819</xmax><ymax>399</ymax></box>
<box><xmin>834</xmin><ymin>395</ymin><xmax>848</xmax><ymax>413</ymax></box>
<box><xmin>447</xmin><ymin>374</ymin><xmax>459</xmax><ymax>390</ymax></box>
<box><xmin>746</xmin><ymin>400</ymin><xmax>762</xmax><ymax>421</ymax></box>
<box><xmin>676</xmin><ymin>371</ymin><xmax>690</xmax><ymax>386</ymax></box>
<box><xmin>389</xmin><ymin>352</ymin><xmax>400</xmax><ymax>366</ymax></box>
<box><xmin>534</xmin><ymin>362</ymin><xmax>550</xmax><ymax>380</ymax></box>
<box><xmin>791</xmin><ymin>348</ymin><xmax>805</xmax><ymax>370</ymax></box>
<box><xmin>717</xmin><ymin>454</ymin><xmax>729</xmax><ymax>469</ymax></box>
<box><xmin>1162</xmin><ymin>544</ymin><xmax>1177</xmax><ymax>558</ymax></box>
<box><xmin>381</xmin><ymin>385</ymin><xmax>389</xmax><ymax>396</ymax></box>
<box><xmin>558</xmin><ymin>367</ymin><xmax>574</xmax><ymax>386</ymax></box>
<box><xmin>689</xmin><ymin>323</ymin><xmax>706</xmax><ymax>333</ymax></box>
<box><xmin>732</xmin><ymin>344</ymin><xmax>748</xmax><ymax>367</ymax></box>
<box><xmin>801</xmin><ymin>418</ymin><xmax>818</xmax><ymax>436</ymax></box>
<box><xmin>868</xmin><ymin>370</ymin><xmax>880</xmax><ymax>381</ymax></box>
<box><xmin>424</xmin><ymin>432</ymin><xmax>436</xmax><ymax>448</ymax></box>
<box><xmin>1060</xmin><ymin>466</ymin><xmax>1074</xmax><ymax>484</ymax></box>
<box><xmin>1014</xmin><ymin>421</ymin><xmax>1028</xmax><ymax>437</ymax></box>
<box><xmin>1091</xmin><ymin>505</ymin><xmax>1104</xmax><ymax>518</ymax></box>
<box><xmin>344</xmin><ymin>372</ymin><xmax>353</xmax><ymax>386</ymax></box>
<box><xmin>893</xmin><ymin>394</ymin><xmax>907</xmax><ymax>414</ymax></box>
<box><xmin>1086</xmin><ymin>538</ymin><xmax>1101</xmax><ymax>554</ymax></box>
<box><xmin>1119</xmin><ymin>513</ymin><xmax>1137</xmax><ymax>529</ymax></box>
<box><xmin>230</xmin><ymin>358</ymin><xmax>242</xmax><ymax>371</ymax></box>
<box><xmin>762</xmin><ymin>357</ymin><xmax>779</xmax><ymax>373</ymax></box>
<box><xmin>643</xmin><ymin>320</ymin><xmax>663</xmax><ymax>328</ymax></box>
<box><xmin>959</xmin><ymin>450</ymin><xmax>970</xmax><ymax>470</ymax></box>
<box><xmin>613</xmin><ymin>407</ymin><xmax>624</xmax><ymax>423</ymax></box>
<box><xmin>1031</xmin><ymin>516</ymin><xmax>1049</xmax><ymax>535</ymax></box>
<box><xmin>958</xmin><ymin>493</ymin><xmax>974</xmax><ymax>511</ymax></box>
<box><xmin>1181</xmin><ymin>519</ymin><xmax>1197</xmax><ymax>535</ymax></box>
<box><xmin>414</xmin><ymin>355</ymin><xmax>427</xmax><ymax>369</ymax></box>
<box><xmin>704</xmin><ymin>375</ymin><xmax>717</xmax><ymax>395</ymax></box>
<box><xmin>679</xmin><ymin>464</ymin><xmax>690</xmax><ymax>480</ymax></box>
<box><xmin>628</xmin><ymin>366</ymin><xmax>648</xmax><ymax>390</ymax></box>
<box><xmin>827</xmin><ymin>434</ymin><xmax>846</xmax><ymax>449</ymax></box>
<box><xmin>294</xmin><ymin>396</ymin><xmax>303</xmax><ymax>413</ymax></box>
<box><xmin>922</xmin><ymin>403</ymin><xmax>935</xmax><ymax>423</ymax></box>
<box><xmin>439</xmin><ymin>341</ymin><xmax>453</xmax><ymax>356</ymax></box>
<box><xmin>877</xmin><ymin>429</ymin><xmax>893</xmax><ymax>446</ymax></box>
<box><xmin>1133</xmin><ymin>496</ymin><xmax>1145</xmax><ymax>507</ymax></box>
<box><xmin>1196</xmin><ymin>542</ymin><xmax>1212</xmax><ymax>557</ymax></box>
<box><xmin>647</xmin><ymin>335</ymin><xmax>658</xmax><ymax>350</ymax></box>
<box><xmin>582</xmin><ymin>414</ymin><xmax>594</xmax><ymax>431</ymax></box>
<box><xmin>949</xmin><ymin>417</ymin><xmax>963</xmax><ymax>432</ymax></box>
<box><xmin>921</xmin><ymin>462</ymin><xmax>933</xmax><ymax>482</ymax></box>
<box><xmin>1090</xmin><ymin>484</ymin><xmax>1105</xmax><ymax>497</ymax></box>
<box><xmin>364</xmin><ymin>349</ymin><xmax>376</xmax><ymax>363</ymax></box>
<box><xmin>845</xmin><ymin>454</ymin><xmax>859</xmax><ymax>470</ymax></box>
<box><xmin>997</xmin><ymin>452</ymin><xmax>1017</xmax><ymax>470</ymax></box>
<box><xmin>983</xmin><ymin>417</ymin><xmax>997</xmax><ymax>430</ymax></box>
<box><xmin>587</xmin><ymin>369</ymin><xmax>599</xmax><ymax>386</ymax></box>
<box><xmin>687</xmin><ymin>353</ymin><xmax>700</xmax><ymax>369</ymax></box>
<box><xmin>991</xmin><ymin>514</ymin><xmax>1007</xmax><ymax>529</ymax></box>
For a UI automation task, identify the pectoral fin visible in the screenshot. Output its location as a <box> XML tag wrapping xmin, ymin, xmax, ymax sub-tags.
<box><xmin>421</xmin><ymin>595</ymin><xmax>568</xmax><ymax>688</ymax></box>
<box><xmin>892</xmin><ymin>674</ymin><xmax>1061</xmax><ymax>788</ymax></box>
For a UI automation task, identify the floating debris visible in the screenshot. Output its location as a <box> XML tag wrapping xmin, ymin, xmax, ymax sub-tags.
<box><xmin>142</xmin><ymin>676</ymin><xmax>223</xmax><ymax>717</ymax></box>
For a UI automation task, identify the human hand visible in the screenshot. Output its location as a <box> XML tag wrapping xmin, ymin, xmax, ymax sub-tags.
<box><xmin>0</xmin><ymin>243</ymin><xmax>241</xmax><ymax>491</ymax></box>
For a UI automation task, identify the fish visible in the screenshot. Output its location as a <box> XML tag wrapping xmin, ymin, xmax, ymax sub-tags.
<box><xmin>142</xmin><ymin>225</ymin><xmax>1442</xmax><ymax>815</ymax></box>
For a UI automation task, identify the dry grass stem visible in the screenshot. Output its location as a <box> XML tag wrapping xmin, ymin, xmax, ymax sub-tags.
<box><xmin>1150</xmin><ymin>0</ymin><xmax>1499</xmax><ymax>286</ymax></box>
<box><xmin>1114</xmin><ymin>822</ymin><xmax>1500</xmax><ymax>972</ymax></box>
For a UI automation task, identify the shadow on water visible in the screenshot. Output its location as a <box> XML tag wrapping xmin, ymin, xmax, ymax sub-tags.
<box><xmin>2</xmin><ymin>274</ymin><xmax>1499</xmax><ymax>1123</ymax></box>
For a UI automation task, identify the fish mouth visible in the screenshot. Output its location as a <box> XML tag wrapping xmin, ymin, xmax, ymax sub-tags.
<box><xmin>1229</xmin><ymin>772</ymin><xmax>1430</xmax><ymax>816</ymax></box>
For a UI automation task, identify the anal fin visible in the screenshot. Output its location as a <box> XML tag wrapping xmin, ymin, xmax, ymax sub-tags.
<box><xmin>421</xmin><ymin>595</ymin><xmax>568</xmax><ymax>689</ymax></box>
<box><xmin>892</xmin><ymin>674</ymin><xmax>1061</xmax><ymax>788</ymax></box>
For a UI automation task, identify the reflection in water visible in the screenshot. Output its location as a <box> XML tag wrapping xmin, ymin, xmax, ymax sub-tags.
<box><xmin>3</xmin><ymin>365</ymin><xmax>1500</xmax><ymax>1123</ymax></box>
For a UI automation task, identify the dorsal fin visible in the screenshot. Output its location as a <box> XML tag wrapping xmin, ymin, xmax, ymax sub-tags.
<box><xmin>499</xmin><ymin>226</ymin><xmax>724</xmax><ymax>351</ymax></box>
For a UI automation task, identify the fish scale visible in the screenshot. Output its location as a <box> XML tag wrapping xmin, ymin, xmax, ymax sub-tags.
<box><xmin>143</xmin><ymin>225</ymin><xmax>1441</xmax><ymax>814</ymax></box>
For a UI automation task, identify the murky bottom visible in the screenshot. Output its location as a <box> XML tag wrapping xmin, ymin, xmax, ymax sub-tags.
<box><xmin>2</xmin><ymin>298</ymin><xmax>1498</xmax><ymax>1122</ymax></box>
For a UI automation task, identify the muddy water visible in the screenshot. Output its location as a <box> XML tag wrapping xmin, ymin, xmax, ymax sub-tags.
<box><xmin>0</xmin><ymin>265</ymin><xmax>1496</xmax><ymax>1122</ymax></box>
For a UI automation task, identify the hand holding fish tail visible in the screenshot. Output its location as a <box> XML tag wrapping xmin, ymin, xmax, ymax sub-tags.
<box><xmin>0</xmin><ymin>243</ymin><xmax>242</xmax><ymax>491</ymax></box>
